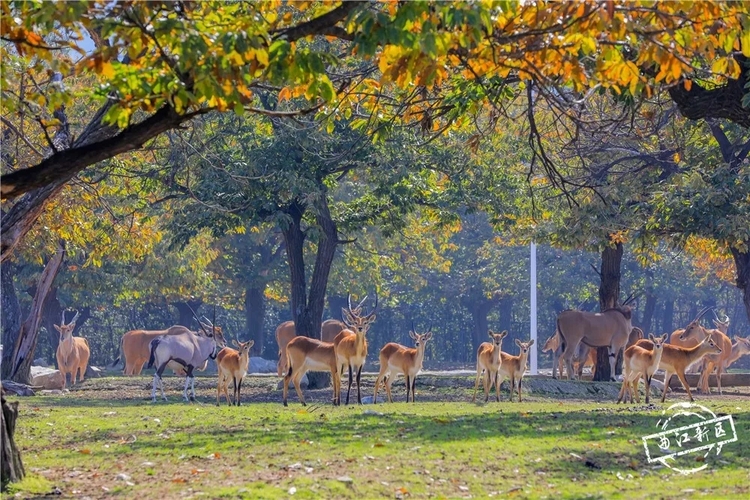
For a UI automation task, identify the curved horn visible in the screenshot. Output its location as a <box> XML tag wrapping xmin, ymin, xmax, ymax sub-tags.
<box><xmin>365</xmin><ymin>292</ymin><xmax>378</xmax><ymax>319</ymax></box>
<box><xmin>622</xmin><ymin>293</ymin><xmax>636</xmax><ymax>306</ymax></box>
<box><xmin>427</xmin><ymin>323</ymin><xmax>432</xmax><ymax>333</ymax></box>
<box><xmin>61</xmin><ymin>310</ymin><xmax>66</xmax><ymax>326</ymax></box>
<box><xmin>693</xmin><ymin>306</ymin><xmax>713</xmax><ymax>323</ymax></box>
<box><xmin>186</xmin><ymin>302</ymin><xmax>210</xmax><ymax>335</ymax></box>
<box><xmin>356</xmin><ymin>295</ymin><xmax>369</xmax><ymax>312</ymax></box>
<box><xmin>347</xmin><ymin>293</ymin><xmax>353</xmax><ymax>312</ymax></box>
<box><xmin>411</xmin><ymin>320</ymin><xmax>416</xmax><ymax>333</ymax></box>
<box><xmin>69</xmin><ymin>309</ymin><xmax>80</xmax><ymax>325</ymax></box>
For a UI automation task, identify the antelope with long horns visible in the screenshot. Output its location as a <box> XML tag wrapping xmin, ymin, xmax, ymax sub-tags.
<box><xmin>55</xmin><ymin>310</ymin><xmax>90</xmax><ymax>389</ymax></box>
<box><xmin>472</xmin><ymin>330</ymin><xmax>509</xmax><ymax>403</ymax></box>
<box><xmin>374</xmin><ymin>324</ymin><xmax>433</xmax><ymax>403</ymax></box>
<box><xmin>334</xmin><ymin>293</ymin><xmax>378</xmax><ymax>405</ymax></box>
<box><xmin>216</xmin><ymin>339</ymin><xmax>254</xmax><ymax>406</ymax></box>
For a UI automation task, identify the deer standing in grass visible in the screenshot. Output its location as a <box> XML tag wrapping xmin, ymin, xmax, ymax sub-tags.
<box><xmin>635</xmin><ymin>330</ymin><xmax>722</xmax><ymax>402</ymax></box>
<box><xmin>55</xmin><ymin>310</ymin><xmax>90</xmax><ymax>389</ymax></box>
<box><xmin>497</xmin><ymin>339</ymin><xmax>535</xmax><ymax>402</ymax></box>
<box><xmin>617</xmin><ymin>333</ymin><xmax>668</xmax><ymax>404</ymax></box>
<box><xmin>275</xmin><ymin>319</ymin><xmax>348</xmax><ymax>376</ymax></box>
<box><xmin>677</xmin><ymin>311</ymin><xmax>732</xmax><ymax>395</ymax></box>
<box><xmin>283</xmin><ymin>336</ymin><xmax>341</xmax><ymax>406</ymax></box>
<box><xmin>374</xmin><ymin>326</ymin><xmax>433</xmax><ymax>403</ymax></box>
<box><xmin>216</xmin><ymin>339</ymin><xmax>254</xmax><ymax>406</ymax></box>
<box><xmin>472</xmin><ymin>330</ymin><xmax>508</xmax><ymax>403</ymax></box>
<box><xmin>334</xmin><ymin>294</ymin><xmax>377</xmax><ymax>405</ymax></box>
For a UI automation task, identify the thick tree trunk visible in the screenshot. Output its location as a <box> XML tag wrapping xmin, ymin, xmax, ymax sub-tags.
<box><xmin>661</xmin><ymin>299</ymin><xmax>674</xmax><ymax>334</ymax></box>
<box><xmin>42</xmin><ymin>287</ymin><xmax>64</xmax><ymax>364</ymax></box>
<box><xmin>1</xmin><ymin>262</ymin><xmax>21</xmax><ymax>379</ymax></box>
<box><xmin>468</xmin><ymin>297</ymin><xmax>498</xmax><ymax>351</ymax></box>
<box><xmin>9</xmin><ymin>243</ymin><xmax>66</xmax><ymax>384</ymax></box>
<box><xmin>594</xmin><ymin>242</ymin><xmax>623</xmax><ymax>381</ymax></box>
<box><xmin>244</xmin><ymin>285</ymin><xmax>266</xmax><ymax>355</ymax></box>
<box><xmin>172</xmin><ymin>299</ymin><xmax>203</xmax><ymax>328</ymax></box>
<box><xmin>731</xmin><ymin>248</ymin><xmax>750</xmax><ymax>324</ymax></box>
<box><xmin>1</xmin><ymin>395</ymin><xmax>25</xmax><ymax>490</ymax></box>
<box><xmin>641</xmin><ymin>293</ymin><xmax>657</xmax><ymax>336</ymax></box>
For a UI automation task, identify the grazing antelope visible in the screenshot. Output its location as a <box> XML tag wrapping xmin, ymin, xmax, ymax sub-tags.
<box><xmin>216</xmin><ymin>339</ymin><xmax>254</xmax><ymax>406</ymax></box>
<box><xmin>283</xmin><ymin>336</ymin><xmax>341</xmax><ymax>406</ymax></box>
<box><xmin>374</xmin><ymin>326</ymin><xmax>433</xmax><ymax>403</ymax></box>
<box><xmin>636</xmin><ymin>330</ymin><xmax>722</xmax><ymax>402</ymax></box>
<box><xmin>55</xmin><ymin>310</ymin><xmax>90</xmax><ymax>389</ymax></box>
<box><xmin>617</xmin><ymin>333</ymin><xmax>668</xmax><ymax>404</ymax></box>
<box><xmin>557</xmin><ymin>306</ymin><xmax>633</xmax><ymax>381</ymax></box>
<box><xmin>726</xmin><ymin>336</ymin><xmax>750</xmax><ymax>369</ymax></box>
<box><xmin>678</xmin><ymin>311</ymin><xmax>732</xmax><ymax>395</ymax></box>
<box><xmin>472</xmin><ymin>330</ymin><xmax>509</xmax><ymax>403</ymax></box>
<box><xmin>497</xmin><ymin>339</ymin><xmax>535</xmax><ymax>402</ymax></box>
<box><xmin>148</xmin><ymin>322</ymin><xmax>227</xmax><ymax>402</ymax></box>
<box><xmin>275</xmin><ymin>319</ymin><xmax>348</xmax><ymax>376</ymax></box>
<box><xmin>334</xmin><ymin>293</ymin><xmax>378</xmax><ymax>405</ymax></box>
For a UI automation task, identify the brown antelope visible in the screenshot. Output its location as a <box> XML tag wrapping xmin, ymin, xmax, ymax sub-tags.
<box><xmin>668</xmin><ymin>307</ymin><xmax>717</xmax><ymax>373</ymax></box>
<box><xmin>617</xmin><ymin>333</ymin><xmax>668</xmax><ymax>404</ymax></box>
<box><xmin>275</xmin><ymin>319</ymin><xmax>348</xmax><ymax>376</ymax></box>
<box><xmin>497</xmin><ymin>339</ymin><xmax>535</xmax><ymax>402</ymax></box>
<box><xmin>636</xmin><ymin>330</ymin><xmax>722</xmax><ymax>402</ymax></box>
<box><xmin>216</xmin><ymin>339</ymin><xmax>254</xmax><ymax>406</ymax></box>
<box><xmin>557</xmin><ymin>306</ymin><xmax>633</xmax><ymax>381</ymax></box>
<box><xmin>472</xmin><ymin>330</ymin><xmax>509</xmax><ymax>403</ymax></box>
<box><xmin>373</xmin><ymin>326</ymin><xmax>433</xmax><ymax>403</ymax></box>
<box><xmin>334</xmin><ymin>293</ymin><xmax>378</xmax><ymax>405</ymax></box>
<box><xmin>282</xmin><ymin>336</ymin><xmax>341</xmax><ymax>406</ymax></box>
<box><xmin>542</xmin><ymin>330</ymin><xmax>594</xmax><ymax>379</ymax></box>
<box><xmin>678</xmin><ymin>313</ymin><xmax>732</xmax><ymax>394</ymax></box>
<box><xmin>55</xmin><ymin>310</ymin><xmax>90</xmax><ymax>389</ymax></box>
<box><xmin>726</xmin><ymin>336</ymin><xmax>750</xmax><ymax>369</ymax></box>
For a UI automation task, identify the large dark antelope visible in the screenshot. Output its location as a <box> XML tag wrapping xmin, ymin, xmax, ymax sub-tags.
<box><xmin>557</xmin><ymin>306</ymin><xmax>633</xmax><ymax>381</ymax></box>
<box><xmin>55</xmin><ymin>310</ymin><xmax>90</xmax><ymax>388</ymax></box>
<box><xmin>334</xmin><ymin>293</ymin><xmax>378</xmax><ymax>405</ymax></box>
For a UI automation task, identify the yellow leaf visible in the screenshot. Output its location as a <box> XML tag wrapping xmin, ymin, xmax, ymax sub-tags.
<box><xmin>683</xmin><ymin>79</ymin><xmax>692</xmax><ymax>91</ymax></box>
<box><xmin>278</xmin><ymin>87</ymin><xmax>291</xmax><ymax>102</ymax></box>
<box><xmin>100</xmin><ymin>61</ymin><xmax>114</xmax><ymax>79</ymax></box>
<box><xmin>742</xmin><ymin>30</ymin><xmax>750</xmax><ymax>57</ymax></box>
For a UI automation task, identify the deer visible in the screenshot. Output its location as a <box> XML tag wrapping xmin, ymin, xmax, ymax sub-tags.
<box><xmin>556</xmin><ymin>305</ymin><xmax>633</xmax><ymax>381</ymax></box>
<box><xmin>334</xmin><ymin>293</ymin><xmax>378</xmax><ymax>405</ymax></box>
<box><xmin>216</xmin><ymin>339</ymin><xmax>254</xmax><ymax>406</ymax></box>
<box><xmin>497</xmin><ymin>339</ymin><xmax>535</xmax><ymax>402</ymax></box>
<box><xmin>373</xmin><ymin>325</ymin><xmax>433</xmax><ymax>403</ymax></box>
<box><xmin>148</xmin><ymin>320</ymin><xmax>227</xmax><ymax>402</ymax></box>
<box><xmin>677</xmin><ymin>309</ymin><xmax>732</xmax><ymax>395</ymax></box>
<box><xmin>472</xmin><ymin>330</ymin><xmax>509</xmax><ymax>403</ymax></box>
<box><xmin>725</xmin><ymin>335</ymin><xmax>750</xmax><ymax>369</ymax></box>
<box><xmin>542</xmin><ymin>330</ymin><xmax>594</xmax><ymax>379</ymax></box>
<box><xmin>636</xmin><ymin>330</ymin><xmax>723</xmax><ymax>402</ymax></box>
<box><xmin>275</xmin><ymin>318</ymin><xmax>348</xmax><ymax>376</ymax></box>
<box><xmin>283</xmin><ymin>336</ymin><xmax>341</xmax><ymax>406</ymax></box>
<box><xmin>55</xmin><ymin>310</ymin><xmax>90</xmax><ymax>389</ymax></box>
<box><xmin>617</xmin><ymin>333</ymin><xmax>668</xmax><ymax>404</ymax></box>
<box><xmin>668</xmin><ymin>307</ymin><xmax>720</xmax><ymax>373</ymax></box>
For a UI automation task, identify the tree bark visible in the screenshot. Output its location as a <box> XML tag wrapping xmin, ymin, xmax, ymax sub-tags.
<box><xmin>641</xmin><ymin>293</ymin><xmax>657</xmax><ymax>336</ymax></box>
<box><xmin>661</xmin><ymin>298</ymin><xmax>674</xmax><ymax>334</ymax></box>
<box><xmin>244</xmin><ymin>285</ymin><xmax>267</xmax><ymax>355</ymax></box>
<box><xmin>1</xmin><ymin>262</ymin><xmax>21</xmax><ymax>379</ymax></box>
<box><xmin>467</xmin><ymin>295</ymin><xmax>499</xmax><ymax>352</ymax></box>
<box><xmin>593</xmin><ymin>242</ymin><xmax>623</xmax><ymax>381</ymax></box>
<box><xmin>172</xmin><ymin>299</ymin><xmax>203</xmax><ymax>328</ymax></box>
<box><xmin>731</xmin><ymin>248</ymin><xmax>750</xmax><ymax>324</ymax></box>
<box><xmin>41</xmin><ymin>287</ymin><xmax>64</xmax><ymax>364</ymax></box>
<box><xmin>1</xmin><ymin>395</ymin><xmax>25</xmax><ymax>490</ymax></box>
<box><xmin>9</xmin><ymin>242</ymin><xmax>66</xmax><ymax>384</ymax></box>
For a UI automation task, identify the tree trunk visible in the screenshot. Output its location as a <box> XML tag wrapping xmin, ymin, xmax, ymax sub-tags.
<box><xmin>1</xmin><ymin>262</ymin><xmax>21</xmax><ymax>379</ymax></box>
<box><xmin>641</xmin><ymin>293</ymin><xmax>657</xmax><ymax>336</ymax></box>
<box><xmin>244</xmin><ymin>285</ymin><xmax>266</xmax><ymax>355</ymax></box>
<box><xmin>469</xmin><ymin>298</ymin><xmax>497</xmax><ymax>351</ymax></box>
<box><xmin>172</xmin><ymin>299</ymin><xmax>203</xmax><ymax>328</ymax></box>
<box><xmin>42</xmin><ymin>287</ymin><xmax>64</xmax><ymax>364</ymax></box>
<box><xmin>1</xmin><ymin>395</ymin><xmax>25</xmax><ymax>490</ymax></box>
<box><xmin>731</xmin><ymin>248</ymin><xmax>750</xmax><ymax>324</ymax></box>
<box><xmin>327</xmin><ymin>295</ymin><xmax>348</xmax><ymax>321</ymax></box>
<box><xmin>9</xmin><ymin>242</ymin><xmax>66</xmax><ymax>384</ymax></box>
<box><xmin>662</xmin><ymin>299</ymin><xmax>674</xmax><ymax>334</ymax></box>
<box><xmin>497</xmin><ymin>295</ymin><xmax>513</xmax><ymax>334</ymax></box>
<box><xmin>594</xmin><ymin>242</ymin><xmax>623</xmax><ymax>381</ymax></box>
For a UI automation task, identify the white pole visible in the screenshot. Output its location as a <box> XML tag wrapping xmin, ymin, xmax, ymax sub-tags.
<box><xmin>530</xmin><ymin>241</ymin><xmax>538</xmax><ymax>375</ymax></box>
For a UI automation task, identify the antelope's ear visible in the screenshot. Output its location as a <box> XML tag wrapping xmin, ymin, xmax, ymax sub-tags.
<box><xmin>247</xmin><ymin>340</ymin><xmax>255</xmax><ymax>349</ymax></box>
<box><xmin>648</xmin><ymin>333</ymin><xmax>656</xmax><ymax>342</ymax></box>
<box><xmin>487</xmin><ymin>330</ymin><xmax>495</xmax><ymax>339</ymax></box>
<box><xmin>499</xmin><ymin>330</ymin><xmax>508</xmax><ymax>339</ymax></box>
<box><xmin>528</xmin><ymin>339</ymin><xmax>535</xmax><ymax>347</ymax></box>
<box><xmin>409</xmin><ymin>331</ymin><xmax>417</xmax><ymax>340</ymax></box>
<box><xmin>423</xmin><ymin>332</ymin><xmax>433</xmax><ymax>341</ymax></box>
<box><xmin>660</xmin><ymin>333</ymin><xmax>668</xmax><ymax>343</ymax></box>
<box><xmin>515</xmin><ymin>338</ymin><xmax>522</xmax><ymax>347</ymax></box>
<box><xmin>232</xmin><ymin>339</ymin><xmax>240</xmax><ymax>347</ymax></box>
<box><xmin>53</xmin><ymin>324</ymin><xmax>62</xmax><ymax>333</ymax></box>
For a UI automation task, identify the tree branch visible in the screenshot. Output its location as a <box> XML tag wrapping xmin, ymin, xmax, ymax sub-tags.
<box><xmin>272</xmin><ymin>1</ymin><xmax>364</xmax><ymax>42</ymax></box>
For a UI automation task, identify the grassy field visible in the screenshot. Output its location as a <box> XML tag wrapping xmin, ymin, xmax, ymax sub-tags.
<box><xmin>6</xmin><ymin>375</ymin><xmax>750</xmax><ymax>499</ymax></box>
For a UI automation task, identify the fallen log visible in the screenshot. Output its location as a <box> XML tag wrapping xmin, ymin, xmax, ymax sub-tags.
<box><xmin>1</xmin><ymin>380</ymin><xmax>37</xmax><ymax>396</ymax></box>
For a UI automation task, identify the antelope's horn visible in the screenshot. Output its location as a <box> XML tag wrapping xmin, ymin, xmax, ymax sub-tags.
<box><xmin>186</xmin><ymin>302</ymin><xmax>210</xmax><ymax>335</ymax></box>
<box><xmin>712</xmin><ymin>310</ymin><xmax>721</xmax><ymax>322</ymax></box>
<box><xmin>61</xmin><ymin>310</ymin><xmax>66</xmax><ymax>326</ymax></box>
<box><xmin>356</xmin><ymin>295</ymin><xmax>369</xmax><ymax>312</ymax></box>
<box><xmin>694</xmin><ymin>306</ymin><xmax>713</xmax><ymax>323</ymax></box>
<box><xmin>70</xmin><ymin>309</ymin><xmax>80</xmax><ymax>325</ymax></box>
<box><xmin>347</xmin><ymin>293</ymin><xmax>353</xmax><ymax>312</ymax></box>
<box><xmin>366</xmin><ymin>292</ymin><xmax>378</xmax><ymax>318</ymax></box>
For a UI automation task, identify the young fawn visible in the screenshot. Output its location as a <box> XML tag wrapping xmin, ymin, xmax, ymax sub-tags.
<box><xmin>617</xmin><ymin>333</ymin><xmax>668</xmax><ymax>404</ymax></box>
<box><xmin>216</xmin><ymin>339</ymin><xmax>254</xmax><ymax>406</ymax></box>
<box><xmin>374</xmin><ymin>329</ymin><xmax>433</xmax><ymax>403</ymax></box>
<box><xmin>472</xmin><ymin>330</ymin><xmax>508</xmax><ymax>403</ymax></box>
<box><xmin>497</xmin><ymin>339</ymin><xmax>535</xmax><ymax>402</ymax></box>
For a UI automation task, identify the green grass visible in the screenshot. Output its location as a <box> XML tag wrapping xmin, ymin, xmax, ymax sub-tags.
<box><xmin>7</xmin><ymin>376</ymin><xmax>750</xmax><ymax>499</ymax></box>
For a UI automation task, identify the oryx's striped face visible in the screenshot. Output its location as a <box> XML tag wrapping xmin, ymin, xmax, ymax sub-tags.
<box><xmin>207</xmin><ymin>326</ymin><xmax>227</xmax><ymax>348</ymax></box>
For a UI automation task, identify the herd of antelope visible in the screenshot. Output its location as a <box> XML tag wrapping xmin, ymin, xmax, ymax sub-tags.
<box><xmin>52</xmin><ymin>299</ymin><xmax>750</xmax><ymax>406</ymax></box>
